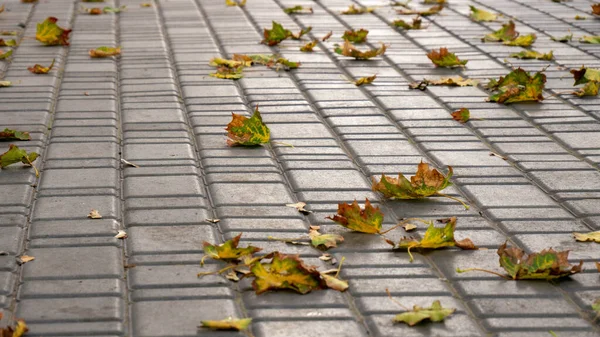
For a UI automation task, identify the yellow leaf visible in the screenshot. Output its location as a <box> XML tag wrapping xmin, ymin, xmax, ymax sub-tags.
<box><xmin>200</xmin><ymin>317</ymin><xmax>251</xmax><ymax>331</ymax></box>
<box><xmin>397</xmin><ymin>5</ymin><xmax>443</xmax><ymax>16</ymax></box>
<box><xmin>469</xmin><ymin>6</ymin><xmax>498</xmax><ymax>22</ymax></box>
<box><xmin>36</xmin><ymin>17</ymin><xmax>71</xmax><ymax>46</ymax></box>
<box><xmin>88</xmin><ymin>209</ymin><xmax>102</xmax><ymax>219</ymax></box>
<box><xmin>225</xmin><ymin>106</ymin><xmax>270</xmax><ymax>146</ymax></box>
<box><xmin>89</xmin><ymin>46</ymin><xmax>121</xmax><ymax>58</ymax></box>
<box><xmin>503</xmin><ymin>34</ymin><xmax>536</xmax><ymax>47</ymax></box>
<box><xmin>427</xmin><ymin>48</ymin><xmax>467</xmax><ymax>67</ymax></box>
<box><xmin>201</xmin><ymin>233</ymin><xmax>261</xmax><ymax>265</ymax></box>
<box><xmin>341</xmin><ymin>4</ymin><xmax>375</xmax><ymax>15</ymax></box>
<box><xmin>354</xmin><ymin>75</ymin><xmax>376</xmax><ymax>86</ymax></box>
<box><xmin>573</xmin><ymin>231</ymin><xmax>600</xmax><ymax>242</ymax></box>
<box><xmin>250</xmin><ymin>252</ymin><xmax>324</xmax><ymax>294</ymax></box>
<box><xmin>372</xmin><ymin>161</ymin><xmax>453</xmax><ymax>199</ymax></box>
<box><xmin>28</xmin><ymin>58</ymin><xmax>55</xmax><ymax>74</ymax></box>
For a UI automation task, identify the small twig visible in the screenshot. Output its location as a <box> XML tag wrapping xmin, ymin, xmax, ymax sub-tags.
<box><xmin>455</xmin><ymin>267</ymin><xmax>511</xmax><ymax>280</ymax></box>
<box><xmin>489</xmin><ymin>151</ymin><xmax>507</xmax><ymax>160</ymax></box>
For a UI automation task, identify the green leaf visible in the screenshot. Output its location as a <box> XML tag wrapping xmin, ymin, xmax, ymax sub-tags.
<box><xmin>509</xmin><ymin>50</ymin><xmax>553</xmax><ymax>60</ymax></box>
<box><xmin>225</xmin><ymin>106</ymin><xmax>270</xmax><ymax>146</ymax></box>
<box><xmin>451</xmin><ymin>108</ymin><xmax>470</xmax><ymax>123</ymax></box>
<box><xmin>0</xmin><ymin>39</ymin><xmax>16</xmax><ymax>47</ymax></box>
<box><xmin>262</xmin><ymin>21</ymin><xmax>292</xmax><ymax>46</ymax></box>
<box><xmin>469</xmin><ymin>6</ymin><xmax>498</xmax><ymax>22</ymax></box>
<box><xmin>327</xmin><ymin>198</ymin><xmax>383</xmax><ymax>234</ymax></box>
<box><xmin>570</xmin><ymin>66</ymin><xmax>600</xmax><ymax>86</ymax></box>
<box><xmin>201</xmin><ymin>233</ymin><xmax>261</xmax><ymax>265</ymax></box>
<box><xmin>573</xmin><ymin>81</ymin><xmax>599</xmax><ymax>97</ymax></box>
<box><xmin>89</xmin><ymin>46</ymin><xmax>121</xmax><ymax>57</ymax></box>
<box><xmin>0</xmin><ymin>144</ymin><xmax>39</xmax><ymax>168</ymax></box>
<box><xmin>497</xmin><ymin>243</ymin><xmax>583</xmax><ymax>280</ymax></box>
<box><xmin>427</xmin><ymin>48</ymin><xmax>467</xmax><ymax>67</ymax></box>
<box><xmin>103</xmin><ymin>6</ymin><xmax>126</xmax><ymax>13</ymax></box>
<box><xmin>342</xmin><ymin>29</ymin><xmax>368</xmax><ymax>43</ymax></box>
<box><xmin>200</xmin><ymin>318</ymin><xmax>251</xmax><ymax>331</ymax></box>
<box><xmin>392</xmin><ymin>17</ymin><xmax>423</xmax><ymax>30</ymax></box>
<box><xmin>393</xmin><ymin>300</ymin><xmax>455</xmax><ymax>326</ymax></box>
<box><xmin>28</xmin><ymin>58</ymin><xmax>56</xmax><ymax>74</ymax></box>
<box><xmin>580</xmin><ymin>36</ymin><xmax>600</xmax><ymax>44</ymax></box>
<box><xmin>36</xmin><ymin>17</ymin><xmax>71</xmax><ymax>46</ymax></box>
<box><xmin>488</xmin><ymin>68</ymin><xmax>546</xmax><ymax>104</ymax></box>
<box><xmin>334</xmin><ymin>40</ymin><xmax>387</xmax><ymax>60</ymax></box>
<box><xmin>309</xmin><ymin>228</ymin><xmax>344</xmax><ymax>250</ymax></box>
<box><xmin>503</xmin><ymin>34</ymin><xmax>536</xmax><ymax>47</ymax></box>
<box><xmin>482</xmin><ymin>20</ymin><xmax>518</xmax><ymax>42</ymax></box>
<box><xmin>372</xmin><ymin>161</ymin><xmax>453</xmax><ymax>199</ymax></box>
<box><xmin>250</xmin><ymin>252</ymin><xmax>325</xmax><ymax>294</ymax></box>
<box><xmin>0</xmin><ymin>49</ymin><xmax>12</xmax><ymax>60</ymax></box>
<box><xmin>0</xmin><ymin>129</ymin><xmax>31</xmax><ymax>141</ymax></box>
<box><xmin>283</xmin><ymin>5</ymin><xmax>313</xmax><ymax>14</ymax></box>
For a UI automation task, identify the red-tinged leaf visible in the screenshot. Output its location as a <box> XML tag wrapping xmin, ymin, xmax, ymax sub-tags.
<box><xmin>36</xmin><ymin>17</ymin><xmax>71</xmax><ymax>46</ymax></box>
<box><xmin>488</xmin><ymin>68</ymin><xmax>545</xmax><ymax>104</ymax></box>
<box><xmin>0</xmin><ymin>49</ymin><xmax>12</xmax><ymax>60</ymax></box>
<box><xmin>327</xmin><ymin>198</ymin><xmax>383</xmax><ymax>234</ymax></box>
<box><xmin>482</xmin><ymin>20</ymin><xmax>518</xmax><ymax>42</ymax></box>
<box><xmin>451</xmin><ymin>108</ymin><xmax>470</xmax><ymax>123</ymax></box>
<box><xmin>322</xmin><ymin>31</ymin><xmax>332</xmax><ymax>41</ymax></box>
<box><xmin>0</xmin><ymin>128</ymin><xmax>31</xmax><ymax>141</ymax></box>
<box><xmin>300</xmin><ymin>40</ymin><xmax>318</xmax><ymax>52</ymax></box>
<box><xmin>0</xmin><ymin>313</ymin><xmax>28</xmax><ymax>337</ymax></box>
<box><xmin>28</xmin><ymin>58</ymin><xmax>55</xmax><ymax>74</ymax></box>
<box><xmin>0</xmin><ymin>39</ymin><xmax>17</xmax><ymax>47</ymax></box>
<box><xmin>372</xmin><ymin>161</ymin><xmax>453</xmax><ymax>199</ymax></box>
<box><xmin>225</xmin><ymin>106</ymin><xmax>270</xmax><ymax>146</ymax></box>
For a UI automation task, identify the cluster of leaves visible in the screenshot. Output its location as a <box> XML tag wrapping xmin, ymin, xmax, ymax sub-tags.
<box><xmin>0</xmin><ymin>313</ymin><xmax>28</xmax><ymax>337</ymax></box>
<box><xmin>487</xmin><ymin>68</ymin><xmax>546</xmax><ymax>104</ymax></box>
<box><xmin>509</xmin><ymin>50</ymin><xmax>553</xmax><ymax>60</ymax></box>
<box><xmin>482</xmin><ymin>21</ymin><xmax>536</xmax><ymax>47</ymax></box>
<box><xmin>570</xmin><ymin>66</ymin><xmax>600</xmax><ymax>97</ymax></box>
<box><xmin>334</xmin><ymin>40</ymin><xmax>387</xmax><ymax>60</ymax></box>
<box><xmin>262</xmin><ymin>21</ymin><xmax>311</xmax><ymax>46</ymax></box>
<box><xmin>342</xmin><ymin>29</ymin><xmax>369</xmax><ymax>43</ymax></box>
<box><xmin>427</xmin><ymin>48</ymin><xmax>467</xmax><ymax>68</ymax></box>
<box><xmin>209</xmin><ymin>54</ymin><xmax>300</xmax><ymax>79</ymax></box>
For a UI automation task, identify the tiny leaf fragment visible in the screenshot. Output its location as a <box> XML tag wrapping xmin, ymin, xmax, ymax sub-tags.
<box><xmin>88</xmin><ymin>209</ymin><xmax>102</xmax><ymax>219</ymax></box>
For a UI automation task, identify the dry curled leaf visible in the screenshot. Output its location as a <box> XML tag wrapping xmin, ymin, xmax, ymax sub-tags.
<box><xmin>327</xmin><ymin>198</ymin><xmax>383</xmax><ymax>234</ymax></box>
<box><xmin>573</xmin><ymin>231</ymin><xmax>600</xmax><ymax>242</ymax></box>
<box><xmin>286</xmin><ymin>202</ymin><xmax>312</xmax><ymax>214</ymax></box>
<box><xmin>17</xmin><ymin>255</ymin><xmax>35</xmax><ymax>265</ymax></box>
<box><xmin>372</xmin><ymin>161</ymin><xmax>453</xmax><ymax>200</ymax></box>
<box><xmin>403</xmin><ymin>223</ymin><xmax>417</xmax><ymax>231</ymax></box>
<box><xmin>115</xmin><ymin>230</ymin><xmax>128</xmax><ymax>239</ymax></box>
<box><xmin>334</xmin><ymin>40</ymin><xmax>387</xmax><ymax>60</ymax></box>
<box><xmin>89</xmin><ymin>46</ymin><xmax>121</xmax><ymax>58</ymax></box>
<box><xmin>200</xmin><ymin>317</ymin><xmax>251</xmax><ymax>331</ymax></box>
<box><xmin>225</xmin><ymin>0</ymin><xmax>247</xmax><ymax>7</ymax></box>
<box><xmin>341</xmin><ymin>4</ymin><xmax>375</xmax><ymax>15</ymax></box>
<box><xmin>451</xmin><ymin>108</ymin><xmax>470</xmax><ymax>123</ymax></box>
<box><xmin>36</xmin><ymin>17</ymin><xmax>71</xmax><ymax>46</ymax></box>
<box><xmin>503</xmin><ymin>34</ymin><xmax>536</xmax><ymax>47</ymax></box>
<box><xmin>0</xmin><ymin>129</ymin><xmax>30</xmax><ymax>141</ymax></box>
<box><xmin>201</xmin><ymin>233</ymin><xmax>261</xmax><ymax>266</ymax></box>
<box><xmin>410</xmin><ymin>76</ymin><xmax>478</xmax><ymax>90</ymax></box>
<box><xmin>397</xmin><ymin>5</ymin><xmax>443</xmax><ymax>16</ymax></box>
<box><xmin>393</xmin><ymin>300</ymin><xmax>455</xmax><ymax>326</ymax></box>
<box><xmin>342</xmin><ymin>29</ymin><xmax>368</xmax><ymax>43</ymax></box>
<box><xmin>205</xmin><ymin>218</ymin><xmax>220</xmax><ymax>223</ymax></box>
<box><xmin>354</xmin><ymin>75</ymin><xmax>376</xmax><ymax>86</ymax></box>
<box><xmin>28</xmin><ymin>58</ymin><xmax>55</xmax><ymax>74</ymax></box>
<box><xmin>570</xmin><ymin>66</ymin><xmax>600</xmax><ymax>86</ymax></box>
<box><xmin>573</xmin><ymin>81</ymin><xmax>599</xmax><ymax>97</ymax></box>
<box><xmin>120</xmin><ymin>158</ymin><xmax>139</xmax><ymax>167</ymax></box>
<box><xmin>250</xmin><ymin>252</ymin><xmax>325</xmax><ymax>294</ymax></box>
<box><xmin>427</xmin><ymin>48</ymin><xmax>467</xmax><ymax>68</ymax></box>
<box><xmin>322</xmin><ymin>31</ymin><xmax>332</xmax><ymax>41</ymax></box>
<box><xmin>0</xmin><ymin>49</ymin><xmax>12</xmax><ymax>60</ymax></box>
<box><xmin>392</xmin><ymin>17</ymin><xmax>423</xmax><ymax>30</ymax></box>
<box><xmin>482</xmin><ymin>20</ymin><xmax>518</xmax><ymax>42</ymax></box>
<box><xmin>0</xmin><ymin>313</ymin><xmax>28</xmax><ymax>337</ymax></box>
<box><xmin>469</xmin><ymin>5</ymin><xmax>498</xmax><ymax>22</ymax></box>
<box><xmin>88</xmin><ymin>209</ymin><xmax>102</xmax><ymax>219</ymax></box>
<box><xmin>225</xmin><ymin>106</ymin><xmax>270</xmax><ymax>146</ymax></box>
<box><xmin>551</xmin><ymin>33</ymin><xmax>572</xmax><ymax>42</ymax></box>
<box><xmin>593</xmin><ymin>4</ymin><xmax>600</xmax><ymax>16</ymax></box>
<box><xmin>509</xmin><ymin>50</ymin><xmax>553</xmax><ymax>60</ymax></box>
<box><xmin>488</xmin><ymin>68</ymin><xmax>545</xmax><ymax>104</ymax></box>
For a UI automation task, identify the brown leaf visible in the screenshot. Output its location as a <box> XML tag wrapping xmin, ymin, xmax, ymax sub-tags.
<box><xmin>17</xmin><ymin>255</ymin><xmax>35</xmax><ymax>265</ymax></box>
<box><xmin>114</xmin><ymin>230</ymin><xmax>128</xmax><ymax>239</ymax></box>
<box><xmin>88</xmin><ymin>209</ymin><xmax>102</xmax><ymax>219</ymax></box>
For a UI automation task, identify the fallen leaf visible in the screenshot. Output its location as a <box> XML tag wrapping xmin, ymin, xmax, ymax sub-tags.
<box><xmin>509</xmin><ymin>50</ymin><xmax>553</xmax><ymax>60</ymax></box>
<box><xmin>372</xmin><ymin>161</ymin><xmax>453</xmax><ymax>200</ymax></box>
<box><xmin>225</xmin><ymin>270</ymin><xmax>239</xmax><ymax>282</ymax></box>
<box><xmin>115</xmin><ymin>230</ymin><xmax>127</xmax><ymax>239</ymax></box>
<box><xmin>269</xmin><ymin>57</ymin><xmax>301</xmax><ymax>71</ymax></box>
<box><xmin>225</xmin><ymin>106</ymin><xmax>270</xmax><ymax>146</ymax></box>
<box><xmin>423</xmin><ymin>0</ymin><xmax>446</xmax><ymax>4</ymax></box>
<box><xmin>580</xmin><ymin>36</ymin><xmax>600</xmax><ymax>44</ymax></box>
<box><xmin>210</xmin><ymin>57</ymin><xmax>251</xmax><ymax>68</ymax></box>
<box><xmin>210</xmin><ymin>66</ymin><xmax>244</xmax><ymax>80</ymax></box>
<box><xmin>391</xmin><ymin>217</ymin><xmax>476</xmax><ymax>262</ymax></box>
<box><xmin>88</xmin><ymin>209</ymin><xmax>102</xmax><ymax>219</ymax></box>
<box><xmin>0</xmin><ymin>81</ymin><xmax>11</xmax><ymax>87</ymax></box>
<box><xmin>250</xmin><ymin>252</ymin><xmax>325</xmax><ymax>294</ymax></box>
<box><xmin>593</xmin><ymin>4</ymin><xmax>600</xmax><ymax>16</ymax></box>
<box><xmin>390</xmin><ymin>0</ymin><xmax>412</xmax><ymax>7</ymax></box>
<box><xmin>89</xmin><ymin>46</ymin><xmax>121</xmax><ymax>57</ymax></box>
<box><xmin>284</xmin><ymin>5</ymin><xmax>313</xmax><ymax>14</ymax></box>
<box><xmin>498</xmin><ymin>243</ymin><xmax>582</xmax><ymax>280</ymax></box>
<box><xmin>551</xmin><ymin>33</ymin><xmax>572</xmax><ymax>42</ymax></box>
<box><xmin>28</xmin><ymin>58</ymin><xmax>55</xmax><ymax>74</ymax></box>
<box><xmin>410</xmin><ymin>76</ymin><xmax>478</xmax><ymax>89</ymax></box>
<box><xmin>120</xmin><ymin>158</ymin><xmax>139</xmax><ymax>167</ymax></box>
<box><xmin>427</xmin><ymin>48</ymin><xmax>467</xmax><ymax>67</ymax></box>
<box><xmin>327</xmin><ymin>198</ymin><xmax>383</xmax><ymax>234</ymax></box>
<box><xmin>103</xmin><ymin>6</ymin><xmax>126</xmax><ymax>13</ymax></box>
<box><xmin>0</xmin><ymin>314</ymin><xmax>28</xmax><ymax>337</ymax></box>
<box><xmin>482</xmin><ymin>20</ymin><xmax>518</xmax><ymax>42</ymax></box>
<box><xmin>573</xmin><ymin>81</ymin><xmax>599</xmax><ymax>97</ymax></box>
<box><xmin>319</xmin><ymin>253</ymin><xmax>333</xmax><ymax>261</ymax></box>
<box><xmin>321</xmin><ymin>273</ymin><xmax>348</xmax><ymax>291</ymax></box>
<box><xmin>0</xmin><ymin>39</ymin><xmax>17</xmax><ymax>46</ymax></box>
<box><xmin>403</xmin><ymin>223</ymin><xmax>417</xmax><ymax>231</ymax></box>
<box><xmin>84</xmin><ymin>7</ymin><xmax>103</xmax><ymax>15</ymax></box>
<box><xmin>469</xmin><ymin>5</ymin><xmax>498</xmax><ymax>22</ymax></box>
<box><xmin>0</xmin><ymin>144</ymin><xmax>39</xmax><ymax>171</ymax></box>
<box><xmin>397</xmin><ymin>5</ymin><xmax>443</xmax><ymax>16</ymax></box>
<box><xmin>393</xmin><ymin>300</ymin><xmax>455</xmax><ymax>326</ymax></box>
<box><xmin>354</xmin><ymin>75</ymin><xmax>376</xmax><ymax>86</ymax></box>
<box><xmin>488</xmin><ymin>68</ymin><xmax>545</xmax><ymax>104</ymax></box>
<box><xmin>451</xmin><ymin>108</ymin><xmax>470</xmax><ymax>123</ymax></box>
<box><xmin>225</xmin><ymin>0</ymin><xmax>246</xmax><ymax>6</ymax></box>
<box><xmin>0</xmin><ymin>49</ymin><xmax>13</xmax><ymax>60</ymax></box>
<box><xmin>0</xmin><ymin>31</ymin><xmax>18</xmax><ymax>36</ymax></box>
<box><xmin>597</xmin><ymin>262</ymin><xmax>600</xmax><ymax>272</ymax></box>
<box><xmin>322</xmin><ymin>31</ymin><xmax>332</xmax><ymax>41</ymax></box>
<box><xmin>342</xmin><ymin>29</ymin><xmax>368</xmax><ymax>43</ymax></box>
<box><xmin>570</xmin><ymin>66</ymin><xmax>600</xmax><ymax>85</ymax></box>
<box><xmin>286</xmin><ymin>202</ymin><xmax>312</xmax><ymax>214</ymax></box>
<box><xmin>36</xmin><ymin>17</ymin><xmax>71</xmax><ymax>46</ymax></box>
<box><xmin>309</xmin><ymin>227</ymin><xmax>344</xmax><ymax>250</ymax></box>
<box><xmin>201</xmin><ymin>233</ymin><xmax>261</xmax><ymax>265</ymax></box>
<box><xmin>341</xmin><ymin>4</ymin><xmax>375</xmax><ymax>15</ymax></box>
<box><xmin>503</xmin><ymin>33</ymin><xmax>536</xmax><ymax>47</ymax></box>
<box><xmin>392</xmin><ymin>17</ymin><xmax>423</xmax><ymax>30</ymax></box>
<box><xmin>334</xmin><ymin>40</ymin><xmax>387</xmax><ymax>60</ymax></box>
<box><xmin>593</xmin><ymin>299</ymin><xmax>600</xmax><ymax>317</ymax></box>
<box><xmin>200</xmin><ymin>317</ymin><xmax>251</xmax><ymax>331</ymax></box>
<box><xmin>140</xmin><ymin>3</ymin><xmax>152</xmax><ymax>7</ymax></box>
<box><xmin>300</xmin><ymin>40</ymin><xmax>317</xmax><ymax>52</ymax></box>
<box><xmin>575</xmin><ymin>15</ymin><xmax>586</xmax><ymax>20</ymax></box>
<box><xmin>17</xmin><ymin>255</ymin><xmax>35</xmax><ymax>264</ymax></box>
<box><xmin>573</xmin><ymin>231</ymin><xmax>600</xmax><ymax>242</ymax></box>
<box><xmin>262</xmin><ymin>21</ymin><xmax>310</xmax><ymax>46</ymax></box>
<box><xmin>0</xmin><ymin>129</ymin><xmax>31</xmax><ymax>141</ymax></box>
<box><xmin>205</xmin><ymin>218</ymin><xmax>220</xmax><ymax>223</ymax></box>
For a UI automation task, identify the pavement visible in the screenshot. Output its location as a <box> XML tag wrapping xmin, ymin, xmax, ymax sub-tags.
<box><xmin>1</xmin><ymin>0</ymin><xmax>600</xmax><ymax>336</ymax></box>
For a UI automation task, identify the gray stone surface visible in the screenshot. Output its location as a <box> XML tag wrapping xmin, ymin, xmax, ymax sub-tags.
<box><xmin>1</xmin><ymin>0</ymin><xmax>600</xmax><ymax>336</ymax></box>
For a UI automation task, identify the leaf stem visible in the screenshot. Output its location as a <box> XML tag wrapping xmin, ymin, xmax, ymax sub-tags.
<box><xmin>386</xmin><ymin>288</ymin><xmax>410</xmax><ymax>311</ymax></box>
<box><xmin>335</xmin><ymin>256</ymin><xmax>345</xmax><ymax>278</ymax></box>
<box><xmin>24</xmin><ymin>156</ymin><xmax>39</xmax><ymax>177</ymax></box>
<box><xmin>434</xmin><ymin>192</ymin><xmax>470</xmax><ymax>210</ymax></box>
<box><xmin>455</xmin><ymin>267</ymin><xmax>511</xmax><ymax>280</ymax></box>
<box><xmin>379</xmin><ymin>217</ymin><xmax>428</xmax><ymax>235</ymax></box>
<box><xmin>197</xmin><ymin>264</ymin><xmax>239</xmax><ymax>278</ymax></box>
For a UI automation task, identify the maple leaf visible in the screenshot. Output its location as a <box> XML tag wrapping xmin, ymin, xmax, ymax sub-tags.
<box><xmin>309</xmin><ymin>227</ymin><xmax>344</xmax><ymax>250</ymax></box>
<box><xmin>284</xmin><ymin>5</ymin><xmax>313</xmax><ymax>14</ymax></box>
<box><xmin>580</xmin><ymin>36</ymin><xmax>600</xmax><ymax>44</ymax></box>
<box><xmin>0</xmin><ymin>39</ymin><xmax>17</xmax><ymax>46</ymax></box>
<box><xmin>509</xmin><ymin>50</ymin><xmax>553</xmax><ymax>60</ymax></box>
<box><xmin>354</xmin><ymin>75</ymin><xmax>376</xmax><ymax>86</ymax></box>
<box><xmin>334</xmin><ymin>40</ymin><xmax>387</xmax><ymax>60</ymax></box>
<box><xmin>488</xmin><ymin>68</ymin><xmax>545</xmax><ymax>104</ymax></box>
<box><xmin>341</xmin><ymin>4</ymin><xmax>375</xmax><ymax>15</ymax></box>
<box><xmin>393</xmin><ymin>17</ymin><xmax>423</xmax><ymax>30</ymax></box>
<box><xmin>469</xmin><ymin>5</ymin><xmax>498</xmax><ymax>22</ymax></box>
<box><xmin>327</xmin><ymin>198</ymin><xmax>383</xmax><ymax>234</ymax></box>
<box><xmin>28</xmin><ymin>58</ymin><xmax>55</xmax><ymax>74</ymax></box>
<box><xmin>551</xmin><ymin>33</ymin><xmax>572</xmax><ymax>42</ymax></box>
<box><xmin>410</xmin><ymin>76</ymin><xmax>478</xmax><ymax>90</ymax></box>
<box><xmin>503</xmin><ymin>34</ymin><xmax>536</xmax><ymax>47</ymax></box>
<box><xmin>36</xmin><ymin>17</ymin><xmax>72</xmax><ymax>46</ymax></box>
<box><xmin>342</xmin><ymin>29</ymin><xmax>369</xmax><ymax>43</ymax></box>
<box><xmin>225</xmin><ymin>106</ymin><xmax>270</xmax><ymax>146</ymax></box>
<box><xmin>300</xmin><ymin>40</ymin><xmax>317</xmax><ymax>52</ymax></box>
<box><xmin>89</xmin><ymin>46</ymin><xmax>121</xmax><ymax>58</ymax></box>
<box><xmin>451</xmin><ymin>108</ymin><xmax>470</xmax><ymax>123</ymax></box>
<box><xmin>570</xmin><ymin>66</ymin><xmax>600</xmax><ymax>85</ymax></box>
<box><xmin>389</xmin><ymin>217</ymin><xmax>477</xmax><ymax>262</ymax></box>
<box><xmin>573</xmin><ymin>231</ymin><xmax>600</xmax><ymax>242</ymax></box>
<box><xmin>393</xmin><ymin>300</ymin><xmax>455</xmax><ymax>326</ymax></box>
<box><xmin>427</xmin><ymin>48</ymin><xmax>467</xmax><ymax>67</ymax></box>
<box><xmin>0</xmin><ymin>49</ymin><xmax>12</xmax><ymax>60</ymax></box>
<box><xmin>0</xmin><ymin>144</ymin><xmax>39</xmax><ymax>172</ymax></box>
<box><xmin>482</xmin><ymin>21</ymin><xmax>518</xmax><ymax>42</ymax></box>
<box><xmin>250</xmin><ymin>252</ymin><xmax>325</xmax><ymax>294</ymax></box>
<box><xmin>372</xmin><ymin>161</ymin><xmax>453</xmax><ymax>200</ymax></box>
<box><xmin>210</xmin><ymin>66</ymin><xmax>244</xmax><ymax>80</ymax></box>
<box><xmin>573</xmin><ymin>81</ymin><xmax>599</xmax><ymax>97</ymax></box>
<box><xmin>0</xmin><ymin>128</ymin><xmax>31</xmax><ymax>141</ymax></box>
<box><xmin>593</xmin><ymin>4</ymin><xmax>600</xmax><ymax>16</ymax></box>
<box><xmin>397</xmin><ymin>5</ymin><xmax>443</xmax><ymax>16</ymax></box>
<box><xmin>200</xmin><ymin>317</ymin><xmax>251</xmax><ymax>331</ymax></box>
<box><xmin>202</xmin><ymin>233</ymin><xmax>262</xmax><ymax>265</ymax></box>
<box><xmin>0</xmin><ymin>313</ymin><xmax>28</xmax><ymax>337</ymax></box>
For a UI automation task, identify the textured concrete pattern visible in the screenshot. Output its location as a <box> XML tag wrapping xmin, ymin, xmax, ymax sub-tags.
<box><xmin>1</xmin><ymin>0</ymin><xmax>600</xmax><ymax>336</ymax></box>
